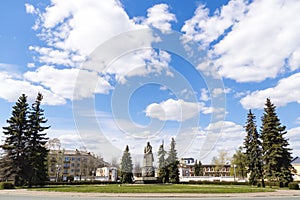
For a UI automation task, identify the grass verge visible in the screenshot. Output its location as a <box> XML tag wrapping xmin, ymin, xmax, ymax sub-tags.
<box><xmin>30</xmin><ymin>184</ymin><xmax>275</xmax><ymax>194</ymax></box>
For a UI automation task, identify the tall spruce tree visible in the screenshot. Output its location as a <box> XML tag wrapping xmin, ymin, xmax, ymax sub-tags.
<box><xmin>166</xmin><ymin>138</ymin><xmax>179</xmax><ymax>183</ymax></box>
<box><xmin>26</xmin><ymin>93</ymin><xmax>49</xmax><ymax>186</ymax></box>
<box><xmin>0</xmin><ymin>94</ymin><xmax>29</xmax><ymax>186</ymax></box>
<box><xmin>194</xmin><ymin>160</ymin><xmax>203</xmax><ymax>176</ymax></box>
<box><xmin>0</xmin><ymin>93</ymin><xmax>50</xmax><ymax>186</ymax></box>
<box><xmin>120</xmin><ymin>145</ymin><xmax>133</xmax><ymax>183</ymax></box>
<box><xmin>157</xmin><ymin>142</ymin><xmax>168</xmax><ymax>183</ymax></box>
<box><xmin>261</xmin><ymin>98</ymin><xmax>295</xmax><ymax>186</ymax></box>
<box><xmin>244</xmin><ymin>110</ymin><xmax>264</xmax><ymax>186</ymax></box>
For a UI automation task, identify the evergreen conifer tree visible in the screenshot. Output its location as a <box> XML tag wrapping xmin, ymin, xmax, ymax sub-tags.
<box><xmin>166</xmin><ymin>138</ymin><xmax>179</xmax><ymax>183</ymax></box>
<box><xmin>120</xmin><ymin>145</ymin><xmax>133</xmax><ymax>183</ymax></box>
<box><xmin>0</xmin><ymin>93</ymin><xmax>50</xmax><ymax>186</ymax></box>
<box><xmin>157</xmin><ymin>142</ymin><xmax>167</xmax><ymax>183</ymax></box>
<box><xmin>26</xmin><ymin>93</ymin><xmax>49</xmax><ymax>186</ymax></box>
<box><xmin>244</xmin><ymin>110</ymin><xmax>264</xmax><ymax>186</ymax></box>
<box><xmin>261</xmin><ymin>98</ymin><xmax>295</xmax><ymax>186</ymax></box>
<box><xmin>0</xmin><ymin>94</ymin><xmax>29</xmax><ymax>186</ymax></box>
<box><xmin>194</xmin><ymin>160</ymin><xmax>203</xmax><ymax>176</ymax></box>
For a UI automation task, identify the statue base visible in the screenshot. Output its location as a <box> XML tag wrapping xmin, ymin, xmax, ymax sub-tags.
<box><xmin>142</xmin><ymin>166</ymin><xmax>155</xmax><ymax>177</ymax></box>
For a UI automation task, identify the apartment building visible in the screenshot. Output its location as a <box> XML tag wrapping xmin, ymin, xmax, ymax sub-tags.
<box><xmin>179</xmin><ymin>157</ymin><xmax>232</xmax><ymax>183</ymax></box>
<box><xmin>48</xmin><ymin>149</ymin><xmax>108</xmax><ymax>181</ymax></box>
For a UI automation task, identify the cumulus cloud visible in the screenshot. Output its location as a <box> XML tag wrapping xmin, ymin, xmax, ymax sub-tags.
<box><xmin>0</xmin><ymin>71</ymin><xmax>65</xmax><ymax>105</ymax></box>
<box><xmin>144</xmin><ymin>98</ymin><xmax>211</xmax><ymax>122</ymax></box>
<box><xmin>240</xmin><ymin>72</ymin><xmax>300</xmax><ymax>109</ymax></box>
<box><xmin>181</xmin><ymin>0</ymin><xmax>248</xmax><ymax>47</ymax></box>
<box><xmin>286</xmin><ymin>127</ymin><xmax>300</xmax><ymax>157</ymax></box>
<box><xmin>183</xmin><ymin>0</ymin><xmax>300</xmax><ymax>82</ymax></box>
<box><xmin>21</xmin><ymin>1</ymin><xmax>175</xmax><ymax>105</ymax></box>
<box><xmin>25</xmin><ymin>3</ymin><xmax>38</xmax><ymax>15</ymax></box>
<box><xmin>214</xmin><ymin>0</ymin><xmax>300</xmax><ymax>82</ymax></box>
<box><xmin>200</xmin><ymin>88</ymin><xmax>210</xmax><ymax>101</ymax></box>
<box><xmin>24</xmin><ymin>65</ymin><xmax>113</xmax><ymax>101</ymax></box>
<box><xmin>135</xmin><ymin>4</ymin><xmax>177</xmax><ymax>34</ymax></box>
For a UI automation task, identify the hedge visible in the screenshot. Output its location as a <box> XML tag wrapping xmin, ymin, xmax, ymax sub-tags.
<box><xmin>0</xmin><ymin>182</ymin><xmax>15</xmax><ymax>189</ymax></box>
<box><xmin>288</xmin><ymin>182</ymin><xmax>299</xmax><ymax>190</ymax></box>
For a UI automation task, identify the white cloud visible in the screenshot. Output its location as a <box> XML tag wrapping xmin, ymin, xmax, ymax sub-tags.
<box><xmin>27</xmin><ymin>63</ymin><xmax>35</xmax><ymax>68</ymax></box>
<box><xmin>200</xmin><ymin>88</ymin><xmax>210</xmax><ymax>101</ymax></box>
<box><xmin>287</xmin><ymin>127</ymin><xmax>300</xmax><ymax>157</ymax></box>
<box><xmin>144</xmin><ymin>98</ymin><xmax>211</xmax><ymax>122</ymax></box>
<box><xmin>289</xmin><ymin>48</ymin><xmax>300</xmax><ymax>71</ymax></box>
<box><xmin>214</xmin><ymin>0</ymin><xmax>300</xmax><ymax>82</ymax></box>
<box><xmin>212</xmin><ymin>87</ymin><xmax>231</xmax><ymax>98</ymax></box>
<box><xmin>25</xmin><ymin>3</ymin><xmax>38</xmax><ymax>14</ymax></box>
<box><xmin>106</xmin><ymin>49</ymin><xmax>171</xmax><ymax>84</ymax></box>
<box><xmin>30</xmin><ymin>0</ymin><xmax>144</xmax><ymax>62</ymax></box>
<box><xmin>0</xmin><ymin>71</ymin><xmax>65</xmax><ymax>105</ymax></box>
<box><xmin>186</xmin><ymin>121</ymin><xmax>245</xmax><ymax>163</ymax></box>
<box><xmin>297</xmin><ymin>117</ymin><xmax>300</xmax><ymax>125</ymax></box>
<box><xmin>24</xmin><ymin>1</ymin><xmax>174</xmax><ymax>104</ymax></box>
<box><xmin>183</xmin><ymin>0</ymin><xmax>300</xmax><ymax>82</ymax></box>
<box><xmin>181</xmin><ymin>0</ymin><xmax>248</xmax><ymax>47</ymax></box>
<box><xmin>240</xmin><ymin>72</ymin><xmax>300</xmax><ymax>109</ymax></box>
<box><xmin>138</xmin><ymin>4</ymin><xmax>177</xmax><ymax>34</ymax></box>
<box><xmin>24</xmin><ymin>65</ymin><xmax>113</xmax><ymax>101</ymax></box>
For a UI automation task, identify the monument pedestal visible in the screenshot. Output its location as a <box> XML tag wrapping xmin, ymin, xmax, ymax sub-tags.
<box><xmin>136</xmin><ymin>142</ymin><xmax>161</xmax><ymax>184</ymax></box>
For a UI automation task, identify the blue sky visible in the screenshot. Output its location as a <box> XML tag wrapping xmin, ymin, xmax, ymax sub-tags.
<box><xmin>0</xmin><ymin>0</ymin><xmax>300</xmax><ymax>165</ymax></box>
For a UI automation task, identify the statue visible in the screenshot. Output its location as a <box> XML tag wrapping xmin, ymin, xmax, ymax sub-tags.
<box><xmin>142</xmin><ymin>142</ymin><xmax>154</xmax><ymax>177</ymax></box>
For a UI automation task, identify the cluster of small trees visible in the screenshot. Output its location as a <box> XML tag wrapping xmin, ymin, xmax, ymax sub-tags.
<box><xmin>0</xmin><ymin>93</ymin><xmax>49</xmax><ymax>187</ymax></box>
<box><xmin>157</xmin><ymin>138</ymin><xmax>180</xmax><ymax>183</ymax></box>
<box><xmin>119</xmin><ymin>138</ymin><xmax>180</xmax><ymax>183</ymax></box>
<box><xmin>243</xmin><ymin>98</ymin><xmax>295</xmax><ymax>187</ymax></box>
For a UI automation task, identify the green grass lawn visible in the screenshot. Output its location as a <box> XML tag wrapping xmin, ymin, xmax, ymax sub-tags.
<box><xmin>30</xmin><ymin>184</ymin><xmax>275</xmax><ymax>194</ymax></box>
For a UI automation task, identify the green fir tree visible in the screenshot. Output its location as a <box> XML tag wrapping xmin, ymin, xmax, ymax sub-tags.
<box><xmin>120</xmin><ymin>145</ymin><xmax>133</xmax><ymax>183</ymax></box>
<box><xmin>166</xmin><ymin>138</ymin><xmax>179</xmax><ymax>183</ymax></box>
<box><xmin>244</xmin><ymin>110</ymin><xmax>264</xmax><ymax>186</ymax></box>
<box><xmin>261</xmin><ymin>98</ymin><xmax>295</xmax><ymax>187</ymax></box>
<box><xmin>26</xmin><ymin>93</ymin><xmax>50</xmax><ymax>186</ymax></box>
<box><xmin>0</xmin><ymin>94</ymin><xmax>29</xmax><ymax>186</ymax></box>
<box><xmin>194</xmin><ymin>160</ymin><xmax>203</xmax><ymax>176</ymax></box>
<box><xmin>157</xmin><ymin>142</ymin><xmax>168</xmax><ymax>183</ymax></box>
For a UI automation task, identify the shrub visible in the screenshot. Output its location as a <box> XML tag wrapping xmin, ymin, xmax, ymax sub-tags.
<box><xmin>0</xmin><ymin>182</ymin><xmax>15</xmax><ymax>189</ymax></box>
<box><xmin>288</xmin><ymin>182</ymin><xmax>299</xmax><ymax>190</ymax></box>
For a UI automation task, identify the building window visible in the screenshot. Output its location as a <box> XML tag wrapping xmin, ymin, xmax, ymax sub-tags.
<box><xmin>63</xmin><ymin>164</ymin><xmax>69</xmax><ymax>168</ymax></box>
<box><xmin>65</xmin><ymin>157</ymin><xmax>70</xmax><ymax>162</ymax></box>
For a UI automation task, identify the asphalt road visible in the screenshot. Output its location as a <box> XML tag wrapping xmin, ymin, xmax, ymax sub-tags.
<box><xmin>1</xmin><ymin>194</ymin><xmax>300</xmax><ymax>200</ymax></box>
<box><xmin>1</xmin><ymin>189</ymin><xmax>300</xmax><ymax>200</ymax></box>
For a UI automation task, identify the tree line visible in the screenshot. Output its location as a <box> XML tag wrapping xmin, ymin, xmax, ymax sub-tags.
<box><xmin>0</xmin><ymin>93</ymin><xmax>49</xmax><ymax>187</ymax></box>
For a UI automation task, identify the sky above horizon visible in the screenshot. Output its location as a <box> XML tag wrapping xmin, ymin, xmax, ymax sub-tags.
<box><xmin>0</xmin><ymin>0</ymin><xmax>300</xmax><ymax>165</ymax></box>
